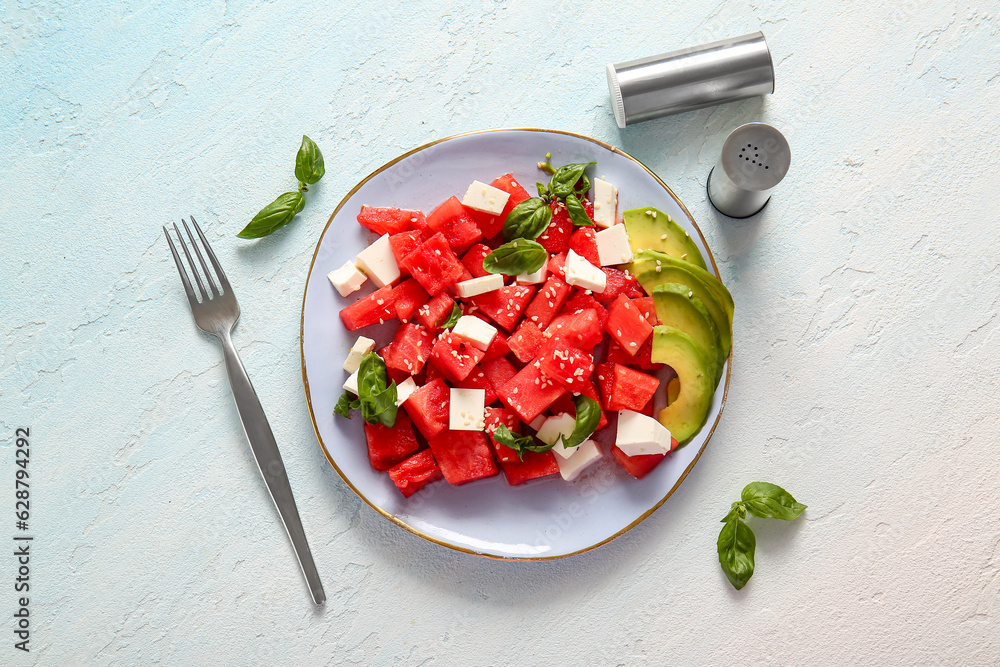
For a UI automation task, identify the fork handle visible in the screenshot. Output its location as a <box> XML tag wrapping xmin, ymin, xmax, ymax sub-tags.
<box><xmin>218</xmin><ymin>329</ymin><xmax>326</xmax><ymax>605</ymax></box>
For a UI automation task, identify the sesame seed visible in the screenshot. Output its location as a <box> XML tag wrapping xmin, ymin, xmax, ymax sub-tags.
<box><xmin>661</xmin><ymin>234</ymin><xmax>667</xmax><ymax>240</ymax></box>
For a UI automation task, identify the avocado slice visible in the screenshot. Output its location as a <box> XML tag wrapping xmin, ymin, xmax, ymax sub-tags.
<box><xmin>632</xmin><ymin>261</ymin><xmax>732</xmax><ymax>359</ymax></box>
<box><xmin>622</xmin><ymin>208</ymin><xmax>707</xmax><ymax>271</ymax></box>
<box><xmin>651</xmin><ymin>325</ymin><xmax>716</xmax><ymax>444</ymax></box>
<box><xmin>631</xmin><ymin>250</ymin><xmax>734</xmax><ymax>324</ymax></box>
<box><xmin>652</xmin><ymin>284</ymin><xmax>724</xmax><ymax>383</ymax></box>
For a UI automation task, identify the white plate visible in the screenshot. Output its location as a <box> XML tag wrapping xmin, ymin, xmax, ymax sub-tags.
<box><xmin>301</xmin><ymin>129</ymin><xmax>730</xmax><ymax>560</ymax></box>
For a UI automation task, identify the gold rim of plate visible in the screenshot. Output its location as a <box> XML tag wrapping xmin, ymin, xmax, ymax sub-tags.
<box><xmin>300</xmin><ymin>127</ymin><xmax>732</xmax><ymax>561</ymax></box>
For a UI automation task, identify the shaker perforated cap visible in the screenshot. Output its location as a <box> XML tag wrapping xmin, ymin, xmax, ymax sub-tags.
<box><xmin>707</xmin><ymin>123</ymin><xmax>790</xmax><ymax>218</ymax></box>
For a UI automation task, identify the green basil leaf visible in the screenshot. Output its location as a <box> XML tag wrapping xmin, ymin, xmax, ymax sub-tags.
<box><xmin>560</xmin><ymin>394</ymin><xmax>602</xmax><ymax>448</ymax></box>
<box><xmin>333</xmin><ymin>390</ymin><xmax>357</xmax><ymax>419</ymax></box>
<box><xmin>492</xmin><ymin>424</ymin><xmax>544</xmax><ymax>461</ymax></box>
<box><xmin>564</xmin><ymin>192</ymin><xmax>594</xmax><ymax>227</ymax></box>
<box><xmin>502</xmin><ymin>197</ymin><xmax>553</xmax><ymax>241</ymax></box>
<box><xmin>717</xmin><ymin>517</ymin><xmax>756</xmax><ymax>590</ymax></box>
<box><xmin>437</xmin><ymin>302</ymin><xmax>462</xmax><ymax>330</ymax></box>
<box><xmin>741</xmin><ymin>482</ymin><xmax>807</xmax><ymax>520</ymax></box>
<box><xmin>482</xmin><ymin>239</ymin><xmax>547</xmax><ymax>276</ymax></box>
<box><xmin>575</xmin><ymin>172</ymin><xmax>591</xmax><ymax>197</ymax></box>
<box><xmin>362</xmin><ymin>383</ymin><xmax>398</xmax><ymax>427</ymax></box>
<box><xmin>548</xmin><ymin>161</ymin><xmax>596</xmax><ymax>198</ymax></box>
<box><xmin>237</xmin><ymin>191</ymin><xmax>305</xmax><ymax>239</ymax></box>
<box><xmin>356</xmin><ymin>352</ymin><xmax>398</xmax><ymax>427</ymax></box>
<box><xmin>294</xmin><ymin>135</ymin><xmax>326</xmax><ymax>185</ymax></box>
<box><xmin>536</xmin><ymin>182</ymin><xmax>550</xmax><ymax>198</ymax></box>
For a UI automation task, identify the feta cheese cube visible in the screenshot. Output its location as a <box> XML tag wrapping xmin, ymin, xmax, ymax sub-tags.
<box><xmin>343</xmin><ymin>370</ymin><xmax>360</xmax><ymax>396</ymax></box>
<box><xmin>395</xmin><ymin>376</ymin><xmax>417</xmax><ymax>407</ymax></box>
<box><xmin>528</xmin><ymin>415</ymin><xmax>547</xmax><ymax>432</ymax></box>
<box><xmin>354</xmin><ymin>234</ymin><xmax>400</xmax><ymax>288</ymax></box>
<box><xmin>456</xmin><ymin>274</ymin><xmax>504</xmax><ymax>298</ymax></box>
<box><xmin>327</xmin><ymin>260</ymin><xmax>367</xmax><ymax>297</ymax></box>
<box><xmin>595</xmin><ymin>223</ymin><xmax>634</xmax><ymax>266</ymax></box>
<box><xmin>462</xmin><ymin>180</ymin><xmax>511</xmax><ymax>215</ymax></box>
<box><xmin>516</xmin><ymin>262</ymin><xmax>548</xmax><ymax>285</ymax></box>
<box><xmin>449</xmin><ymin>388</ymin><xmax>486</xmax><ymax>431</ymax></box>
<box><xmin>564</xmin><ymin>250</ymin><xmax>607</xmax><ymax>293</ymax></box>
<box><xmin>556</xmin><ymin>440</ymin><xmax>603</xmax><ymax>480</ymax></box>
<box><xmin>452</xmin><ymin>315</ymin><xmax>497</xmax><ymax>351</ymax></box>
<box><xmin>343</xmin><ymin>336</ymin><xmax>376</xmax><ymax>373</ymax></box>
<box><xmin>535</xmin><ymin>413</ymin><xmax>579</xmax><ymax>459</ymax></box>
<box><xmin>616</xmin><ymin>410</ymin><xmax>675</xmax><ymax>457</ymax></box>
<box><xmin>592</xmin><ymin>178</ymin><xmax>618</xmax><ymax>228</ymax></box>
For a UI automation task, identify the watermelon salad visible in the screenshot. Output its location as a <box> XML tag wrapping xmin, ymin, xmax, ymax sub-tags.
<box><xmin>328</xmin><ymin>162</ymin><xmax>731</xmax><ymax>498</ymax></box>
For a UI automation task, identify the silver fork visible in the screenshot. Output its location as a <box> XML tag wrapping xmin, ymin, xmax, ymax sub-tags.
<box><xmin>164</xmin><ymin>216</ymin><xmax>325</xmax><ymax>605</ymax></box>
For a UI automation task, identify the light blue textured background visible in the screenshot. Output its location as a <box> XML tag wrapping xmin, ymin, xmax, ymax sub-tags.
<box><xmin>2</xmin><ymin>1</ymin><xmax>998</xmax><ymax>664</ymax></box>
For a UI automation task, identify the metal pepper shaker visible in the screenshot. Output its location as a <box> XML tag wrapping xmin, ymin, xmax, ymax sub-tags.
<box><xmin>707</xmin><ymin>122</ymin><xmax>790</xmax><ymax>218</ymax></box>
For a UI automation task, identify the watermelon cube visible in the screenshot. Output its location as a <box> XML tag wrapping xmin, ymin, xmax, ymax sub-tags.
<box><xmin>480</xmin><ymin>332</ymin><xmax>512</xmax><ymax>362</ymax></box>
<box><xmin>562</xmin><ymin>291</ymin><xmax>609</xmax><ymax>329</ymax></box>
<box><xmin>595</xmin><ymin>362</ymin><xmax>618</xmax><ymax>412</ymax></box>
<box><xmin>428</xmin><ymin>431</ymin><xmax>498</xmax><ymax>485</ymax></box>
<box><xmin>481</xmin><ymin>355</ymin><xmax>518</xmax><ymax>395</ymax></box>
<box><xmin>537</xmin><ymin>202</ymin><xmax>573</xmax><ymax>254</ymax></box>
<box><xmin>470</xmin><ymin>285</ymin><xmax>536</xmax><ymax>332</ymax></box>
<box><xmin>496</xmin><ymin>446</ymin><xmax>560</xmax><ymax>486</ymax></box>
<box><xmin>339</xmin><ymin>285</ymin><xmax>396</xmax><ymax>331</ymax></box>
<box><xmin>461</xmin><ymin>243</ymin><xmax>493</xmax><ymax>278</ymax></box>
<box><xmin>606</xmin><ymin>295</ymin><xmax>653</xmax><ymax>356</ymax></box>
<box><xmin>429</xmin><ymin>331</ymin><xmax>486</xmax><ymax>382</ymax></box>
<box><xmin>414</xmin><ymin>292</ymin><xmax>456</xmax><ymax>331</ymax></box>
<box><xmin>595</xmin><ymin>267</ymin><xmax>644</xmax><ymax>304</ymax></box>
<box><xmin>357</xmin><ymin>206</ymin><xmax>422</xmax><ymax>236</ymax></box>
<box><xmin>426</xmin><ymin>196</ymin><xmax>484</xmax><ymax>255</ymax></box>
<box><xmin>497</xmin><ymin>362</ymin><xmax>567</xmax><ymax>423</ymax></box>
<box><xmin>391</xmin><ymin>279</ymin><xmax>430</xmax><ymax>323</ymax></box>
<box><xmin>537</xmin><ymin>338</ymin><xmax>594</xmax><ymax>390</ymax></box>
<box><xmin>606</xmin><ymin>338</ymin><xmax>663</xmax><ymax>371</ymax></box>
<box><xmin>363</xmin><ymin>413</ymin><xmax>420</xmax><ymax>471</ymax></box>
<box><xmin>569</xmin><ymin>227</ymin><xmax>599</xmax><ymax>266</ymax></box>
<box><xmin>389</xmin><ymin>230</ymin><xmax>424</xmax><ymax>275</ymax></box>
<box><xmin>633</xmin><ymin>296</ymin><xmax>659</xmax><ymax>326</ymax></box>
<box><xmin>387</xmin><ymin>449</ymin><xmax>443</xmax><ymax>497</ymax></box>
<box><xmin>484</xmin><ymin>405</ymin><xmax>521</xmax><ymax>435</ymax></box>
<box><xmin>400</xmin><ymin>232</ymin><xmax>466</xmax><ymax>296</ymax></box>
<box><xmin>607</xmin><ymin>363</ymin><xmax>660</xmax><ymax>412</ymax></box>
<box><xmin>610</xmin><ymin>438</ymin><xmax>678</xmax><ymax>479</ymax></box>
<box><xmin>508</xmin><ymin>321</ymin><xmax>546</xmax><ymax>363</ymax></box>
<box><xmin>524</xmin><ymin>276</ymin><xmax>572</xmax><ymax>329</ymax></box>
<box><xmin>545</xmin><ymin>308</ymin><xmax>604</xmax><ymax>349</ymax></box>
<box><xmin>403</xmin><ymin>378</ymin><xmax>450</xmax><ymax>440</ymax></box>
<box><xmin>385</xmin><ymin>323</ymin><xmax>434</xmax><ymax>375</ymax></box>
<box><xmin>548</xmin><ymin>251</ymin><xmax>567</xmax><ymax>280</ymax></box>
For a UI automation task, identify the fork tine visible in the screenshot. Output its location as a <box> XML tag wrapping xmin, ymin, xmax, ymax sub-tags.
<box><xmin>164</xmin><ymin>226</ymin><xmax>199</xmax><ymax>307</ymax></box>
<box><xmin>189</xmin><ymin>216</ymin><xmax>232</xmax><ymax>293</ymax></box>
<box><xmin>182</xmin><ymin>218</ymin><xmax>219</xmax><ymax>297</ymax></box>
<box><xmin>173</xmin><ymin>222</ymin><xmax>209</xmax><ymax>301</ymax></box>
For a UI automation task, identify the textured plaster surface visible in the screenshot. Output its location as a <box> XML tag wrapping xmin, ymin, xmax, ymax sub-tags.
<box><xmin>1</xmin><ymin>1</ymin><xmax>999</xmax><ymax>665</ymax></box>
